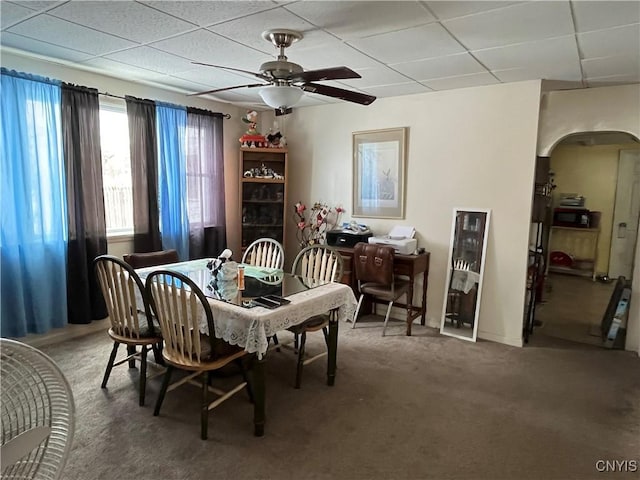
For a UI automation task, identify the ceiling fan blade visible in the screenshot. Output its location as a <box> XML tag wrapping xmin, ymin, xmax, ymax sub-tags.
<box><xmin>188</xmin><ymin>83</ymin><xmax>266</xmax><ymax>97</ymax></box>
<box><xmin>191</xmin><ymin>62</ymin><xmax>271</xmax><ymax>81</ymax></box>
<box><xmin>290</xmin><ymin>66</ymin><xmax>361</xmax><ymax>83</ymax></box>
<box><xmin>300</xmin><ymin>83</ymin><xmax>376</xmax><ymax>105</ymax></box>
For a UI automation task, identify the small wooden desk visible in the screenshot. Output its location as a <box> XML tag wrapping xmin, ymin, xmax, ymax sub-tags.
<box><xmin>335</xmin><ymin>247</ymin><xmax>430</xmax><ymax>335</ymax></box>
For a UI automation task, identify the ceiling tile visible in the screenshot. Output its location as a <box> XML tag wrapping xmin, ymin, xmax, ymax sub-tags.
<box><xmin>347</xmin><ymin>23</ymin><xmax>465</xmax><ymax>64</ymax></box>
<box><xmin>11</xmin><ymin>1</ymin><xmax>64</xmax><ymax>11</ymax></box>
<box><xmin>7</xmin><ymin>14</ymin><xmax>136</xmax><ymax>55</ymax></box>
<box><xmin>578</xmin><ymin>24</ymin><xmax>640</xmax><ymax>59</ymax></box>
<box><xmin>47</xmin><ymin>1</ymin><xmax>196</xmax><ymax>43</ymax></box>
<box><xmin>104</xmin><ymin>46</ymin><xmax>196</xmax><ymax>75</ymax></box>
<box><xmin>425</xmin><ymin>1</ymin><xmax>521</xmax><ymax>20</ymax></box>
<box><xmin>473</xmin><ymin>35</ymin><xmax>580</xmax><ymax>71</ymax></box>
<box><xmin>492</xmin><ymin>62</ymin><xmax>582</xmax><ymax>83</ymax></box>
<box><xmin>572</xmin><ymin>1</ymin><xmax>640</xmax><ymax>32</ymax></box>
<box><xmin>143</xmin><ymin>74</ymin><xmax>211</xmax><ymax>92</ymax></box>
<box><xmin>443</xmin><ymin>1</ymin><xmax>573</xmax><ymax>50</ymax></box>
<box><xmin>140</xmin><ymin>1</ymin><xmax>277</xmax><ymax>28</ymax></box>
<box><xmin>582</xmin><ymin>54</ymin><xmax>640</xmax><ymax>78</ymax></box>
<box><xmin>422</xmin><ymin>72</ymin><xmax>499</xmax><ymax>91</ymax></box>
<box><xmin>149</xmin><ymin>29</ymin><xmax>266</xmax><ymax>71</ymax></box>
<box><xmin>1</xmin><ymin>0</ymin><xmax>639</xmax><ymax>101</ymax></box>
<box><xmin>365</xmin><ymin>82</ymin><xmax>432</xmax><ymax>98</ymax></box>
<box><xmin>284</xmin><ymin>29</ymin><xmax>343</xmax><ymax>55</ymax></box>
<box><xmin>284</xmin><ymin>0</ymin><xmax>435</xmax><ymax>39</ymax></box>
<box><xmin>0</xmin><ymin>31</ymin><xmax>92</xmax><ymax>61</ymax></box>
<box><xmin>391</xmin><ymin>53</ymin><xmax>486</xmax><ymax>81</ymax></box>
<box><xmin>170</xmin><ymin>67</ymin><xmax>258</xmax><ymax>89</ymax></box>
<box><xmin>207</xmin><ymin>7</ymin><xmax>318</xmax><ymax>53</ymax></box>
<box><xmin>586</xmin><ymin>72</ymin><xmax>640</xmax><ymax>87</ymax></box>
<box><xmin>285</xmin><ymin>41</ymin><xmax>381</xmax><ymax>71</ymax></box>
<box><xmin>337</xmin><ymin>65</ymin><xmax>412</xmax><ymax>88</ymax></box>
<box><xmin>1</xmin><ymin>2</ymin><xmax>37</xmax><ymax>29</ymax></box>
<box><xmin>80</xmin><ymin>57</ymin><xmax>167</xmax><ymax>80</ymax></box>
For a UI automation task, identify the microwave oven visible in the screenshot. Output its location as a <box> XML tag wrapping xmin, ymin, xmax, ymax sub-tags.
<box><xmin>553</xmin><ymin>208</ymin><xmax>591</xmax><ymax>228</ymax></box>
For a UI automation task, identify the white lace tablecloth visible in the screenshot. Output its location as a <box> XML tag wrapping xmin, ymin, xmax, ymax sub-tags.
<box><xmin>136</xmin><ymin>262</ymin><xmax>357</xmax><ymax>359</ymax></box>
<box><xmin>211</xmin><ymin>281</ymin><xmax>356</xmax><ymax>358</ymax></box>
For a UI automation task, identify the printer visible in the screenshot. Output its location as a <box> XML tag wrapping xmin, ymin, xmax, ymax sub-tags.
<box><xmin>327</xmin><ymin>225</ymin><xmax>373</xmax><ymax>248</ymax></box>
<box><xmin>368</xmin><ymin>225</ymin><xmax>418</xmax><ymax>255</ymax></box>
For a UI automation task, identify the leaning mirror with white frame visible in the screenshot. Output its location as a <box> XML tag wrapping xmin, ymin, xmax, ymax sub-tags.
<box><xmin>440</xmin><ymin>208</ymin><xmax>491</xmax><ymax>342</ymax></box>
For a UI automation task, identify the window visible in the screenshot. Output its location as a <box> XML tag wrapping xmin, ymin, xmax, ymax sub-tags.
<box><xmin>99</xmin><ymin>102</ymin><xmax>133</xmax><ymax>236</ymax></box>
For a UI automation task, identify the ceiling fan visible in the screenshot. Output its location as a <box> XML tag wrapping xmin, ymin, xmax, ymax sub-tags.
<box><xmin>190</xmin><ymin>29</ymin><xmax>376</xmax><ymax>115</ymax></box>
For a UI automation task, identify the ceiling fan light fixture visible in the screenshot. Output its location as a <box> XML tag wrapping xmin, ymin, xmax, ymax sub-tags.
<box><xmin>259</xmin><ymin>85</ymin><xmax>303</xmax><ymax>109</ymax></box>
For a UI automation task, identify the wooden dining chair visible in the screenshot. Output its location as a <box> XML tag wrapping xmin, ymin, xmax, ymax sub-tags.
<box><xmin>351</xmin><ymin>243</ymin><xmax>411</xmax><ymax>336</ymax></box>
<box><xmin>145</xmin><ymin>270</ymin><xmax>254</xmax><ymax>440</ymax></box>
<box><xmin>242</xmin><ymin>238</ymin><xmax>285</xmax><ymax>349</ymax></box>
<box><xmin>241</xmin><ymin>238</ymin><xmax>284</xmax><ymax>269</ymax></box>
<box><xmin>122</xmin><ymin>249</ymin><xmax>179</xmax><ymax>269</ymax></box>
<box><xmin>93</xmin><ymin>255</ymin><xmax>163</xmax><ymax>406</ymax></box>
<box><xmin>288</xmin><ymin>245</ymin><xmax>344</xmax><ymax>388</ymax></box>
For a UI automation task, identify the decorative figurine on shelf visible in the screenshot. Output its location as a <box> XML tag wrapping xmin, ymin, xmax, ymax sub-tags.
<box><xmin>266</xmin><ymin>131</ymin><xmax>283</xmax><ymax>148</ymax></box>
<box><xmin>243</xmin><ymin>163</ymin><xmax>284</xmax><ymax>179</ymax></box>
<box><xmin>239</xmin><ymin>110</ymin><xmax>267</xmax><ymax>148</ymax></box>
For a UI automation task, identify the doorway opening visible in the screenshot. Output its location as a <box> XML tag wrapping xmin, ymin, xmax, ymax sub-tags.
<box><xmin>528</xmin><ymin>131</ymin><xmax>640</xmax><ymax>347</ymax></box>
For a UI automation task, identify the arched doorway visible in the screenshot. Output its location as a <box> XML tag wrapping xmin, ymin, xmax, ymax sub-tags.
<box><xmin>529</xmin><ymin>131</ymin><xmax>640</xmax><ymax>347</ymax></box>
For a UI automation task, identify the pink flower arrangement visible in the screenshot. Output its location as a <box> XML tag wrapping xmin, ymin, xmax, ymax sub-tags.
<box><xmin>293</xmin><ymin>201</ymin><xmax>344</xmax><ymax>248</ymax></box>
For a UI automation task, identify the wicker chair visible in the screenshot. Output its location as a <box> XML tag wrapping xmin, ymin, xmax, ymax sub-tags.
<box><xmin>351</xmin><ymin>243</ymin><xmax>410</xmax><ymax>336</ymax></box>
<box><xmin>93</xmin><ymin>255</ymin><xmax>163</xmax><ymax>406</ymax></box>
<box><xmin>288</xmin><ymin>245</ymin><xmax>344</xmax><ymax>388</ymax></box>
<box><xmin>145</xmin><ymin>270</ymin><xmax>254</xmax><ymax>440</ymax></box>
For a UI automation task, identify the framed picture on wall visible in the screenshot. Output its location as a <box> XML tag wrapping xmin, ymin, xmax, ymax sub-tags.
<box><xmin>352</xmin><ymin>127</ymin><xmax>408</xmax><ymax>219</ymax></box>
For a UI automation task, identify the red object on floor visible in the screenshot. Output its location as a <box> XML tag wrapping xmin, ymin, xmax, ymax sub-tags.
<box><xmin>550</xmin><ymin>251</ymin><xmax>573</xmax><ymax>267</ymax></box>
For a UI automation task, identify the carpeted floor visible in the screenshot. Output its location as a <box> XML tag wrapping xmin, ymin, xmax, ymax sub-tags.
<box><xmin>39</xmin><ymin>318</ymin><xmax>639</xmax><ymax>480</ymax></box>
<box><xmin>535</xmin><ymin>273</ymin><xmax>617</xmax><ymax>346</ymax></box>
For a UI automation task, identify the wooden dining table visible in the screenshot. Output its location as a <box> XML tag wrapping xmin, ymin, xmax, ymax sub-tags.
<box><xmin>135</xmin><ymin>259</ymin><xmax>357</xmax><ymax>436</ymax></box>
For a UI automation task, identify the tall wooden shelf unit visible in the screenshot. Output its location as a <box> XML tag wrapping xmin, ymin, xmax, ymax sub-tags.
<box><xmin>239</xmin><ymin>147</ymin><xmax>288</xmax><ymax>254</ymax></box>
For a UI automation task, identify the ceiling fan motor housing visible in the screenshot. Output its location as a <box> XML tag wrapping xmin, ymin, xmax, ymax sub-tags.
<box><xmin>260</xmin><ymin>60</ymin><xmax>304</xmax><ymax>81</ymax></box>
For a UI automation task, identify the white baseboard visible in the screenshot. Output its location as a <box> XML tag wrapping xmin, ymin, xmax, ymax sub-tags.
<box><xmin>478</xmin><ymin>330</ymin><xmax>523</xmax><ymax>347</ymax></box>
<box><xmin>17</xmin><ymin>318</ymin><xmax>110</xmax><ymax>349</ymax></box>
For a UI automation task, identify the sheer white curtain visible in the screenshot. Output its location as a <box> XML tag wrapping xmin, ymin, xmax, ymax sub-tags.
<box><xmin>186</xmin><ymin>109</ymin><xmax>226</xmax><ymax>258</ymax></box>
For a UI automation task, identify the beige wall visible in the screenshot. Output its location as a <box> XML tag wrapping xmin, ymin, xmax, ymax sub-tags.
<box><xmin>538</xmin><ymin>84</ymin><xmax>640</xmax><ymax>354</ymax></box>
<box><xmin>1</xmin><ymin>51</ymin><xmax>246</xmax><ymax>259</ymax></box>
<box><xmin>551</xmin><ymin>143</ymin><xmax>640</xmax><ymax>274</ymax></box>
<box><xmin>265</xmin><ymin>80</ymin><xmax>543</xmax><ymax>347</ymax></box>
<box><xmin>6</xmin><ymin>50</ymin><xmax>640</xmax><ymax>353</ymax></box>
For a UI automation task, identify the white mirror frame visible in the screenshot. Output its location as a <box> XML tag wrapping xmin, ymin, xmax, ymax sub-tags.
<box><xmin>440</xmin><ymin>208</ymin><xmax>491</xmax><ymax>342</ymax></box>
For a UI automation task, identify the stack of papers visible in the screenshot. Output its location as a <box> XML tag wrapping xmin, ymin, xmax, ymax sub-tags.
<box><xmin>388</xmin><ymin>225</ymin><xmax>415</xmax><ymax>240</ymax></box>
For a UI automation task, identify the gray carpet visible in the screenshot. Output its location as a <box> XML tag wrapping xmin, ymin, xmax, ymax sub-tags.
<box><xmin>39</xmin><ymin>318</ymin><xmax>640</xmax><ymax>480</ymax></box>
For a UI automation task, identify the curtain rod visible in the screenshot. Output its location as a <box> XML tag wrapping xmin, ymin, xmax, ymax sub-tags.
<box><xmin>98</xmin><ymin>91</ymin><xmax>231</xmax><ymax>119</ymax></box>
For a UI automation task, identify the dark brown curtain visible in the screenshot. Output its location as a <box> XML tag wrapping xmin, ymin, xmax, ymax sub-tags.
<box><xmin>126</xmin><ymin>96</ymin><xmax>161</xmax><ymax>252</ymax></box>
<box><xmin>186</xmin><ymin>107</ymin><xmax>226</xmax><ymax>258</ymax></box>
<box><xmin>61</xmin><ymin>83</ymin><xmax>107</xmax><ymax>323</ymax></box>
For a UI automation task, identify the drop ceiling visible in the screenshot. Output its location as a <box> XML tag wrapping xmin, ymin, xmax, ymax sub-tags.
<box><xmin>1</xmin><ymin>0</ymin><xmax>639</xmax><ymax>110</ymax></box>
